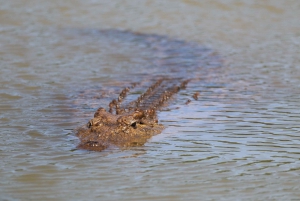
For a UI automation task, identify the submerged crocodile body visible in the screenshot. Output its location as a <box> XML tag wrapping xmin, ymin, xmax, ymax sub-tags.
<box><xmin>75</xmin><ymin>29</ymin><xmax>222</xmax><ymax>151</ymax></box>
<box><xmin>77</xmin><ymin>78</ymin><xmax>190</xmax><ymax>151</ymax></box>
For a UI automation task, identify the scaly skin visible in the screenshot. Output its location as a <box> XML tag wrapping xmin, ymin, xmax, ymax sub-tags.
<box><xmin>77</xmin><ymin>78</ymin><xmax>189</xmax><ymax>151</ymax></box>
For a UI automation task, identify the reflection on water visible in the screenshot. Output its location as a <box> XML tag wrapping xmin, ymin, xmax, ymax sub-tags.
<box><xmin>1</xmin><ymin>0</ymin><xmax>300</xmax><ymax>200</ymax></box>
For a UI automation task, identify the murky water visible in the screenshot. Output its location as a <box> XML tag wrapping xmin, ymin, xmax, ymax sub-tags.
<box><xmin>1</xmin><ymin>0</ymin><xmax>300</xmax><ymax>200</ymax></box>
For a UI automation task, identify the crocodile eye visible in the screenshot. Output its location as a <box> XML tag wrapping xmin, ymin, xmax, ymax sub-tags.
<box><xmin>87</xmin><ymin>121</ymin><xmax>92</xmax><ymax>128</ymax></box>
<box><xmin>131</xmin><ymin>122</ymin><xmax>137</xmax><ymax>129</ymax></box>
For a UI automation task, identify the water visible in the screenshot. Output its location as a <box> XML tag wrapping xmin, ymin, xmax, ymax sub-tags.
<box><xmin>1</xmin><ymin>0</ymin><xmax>300</xmax><ymax>200</ymax></box>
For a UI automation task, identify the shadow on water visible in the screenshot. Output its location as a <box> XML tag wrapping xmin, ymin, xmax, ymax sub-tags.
<box><xmin>63</xmin><ymin>28</ymin><xmax>225</xmax><ymax>124</ymax></box>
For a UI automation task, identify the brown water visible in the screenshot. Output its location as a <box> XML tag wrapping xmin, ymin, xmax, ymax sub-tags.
<box><xmin>1</xmin><ymin>0</ymin><xmax>300</xmax><ymax>200</ymax></box>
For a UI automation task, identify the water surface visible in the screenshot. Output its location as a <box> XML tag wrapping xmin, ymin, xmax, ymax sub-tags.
<box><xmin>1</xmin><ymin>0</ymin><xmax>300</xmax><ymax>200</ymax></box>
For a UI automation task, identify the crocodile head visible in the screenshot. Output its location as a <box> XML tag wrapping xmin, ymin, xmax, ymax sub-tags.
<box><xmin>77</xmin><ymin>107</ymin><xmax>164</xmax><ymax>151</ymax></box>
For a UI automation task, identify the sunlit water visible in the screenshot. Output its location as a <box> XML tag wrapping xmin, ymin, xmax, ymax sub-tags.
<box><xmin>1</xmin><ymin>1</ymin><xmax>300</xmax><ymax>200</ymax></box>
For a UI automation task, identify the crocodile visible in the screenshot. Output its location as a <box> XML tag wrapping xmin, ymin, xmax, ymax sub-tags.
<box><xmin>74</xmin><ymin>29</ymin><xmax>222</xmax><ymax>151</ymax></box>
<box><xmin>77</xmin><ymin>77</ymin><xmax>190</xmax><ymax>151</ymax></box>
